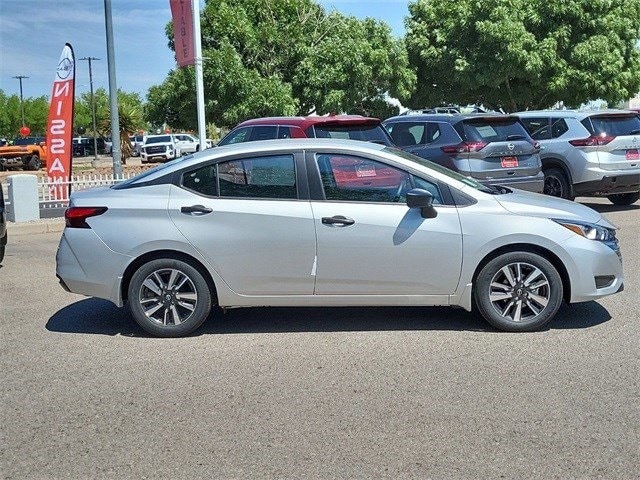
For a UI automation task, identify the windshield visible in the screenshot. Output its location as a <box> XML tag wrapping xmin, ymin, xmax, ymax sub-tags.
<box><xmin>146</xmin><ymin>136</ymin><xmax>172</xmax><ymax>144</ymax></box>
<box><xmin>112</xmin><ymin>157</ymin><xmax>186</xmax><ymax>189</ymax></box>
<box><xmin>383</xmin><ymin>146</ymin><xmax>496</xmax><ymax>192</ymax></box>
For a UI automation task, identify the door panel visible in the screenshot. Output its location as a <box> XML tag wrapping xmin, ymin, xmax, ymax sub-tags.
<box><xmin>311</xmin><ymin>202</ymin><xmax>463</xmax><ymax>295</ymax></box>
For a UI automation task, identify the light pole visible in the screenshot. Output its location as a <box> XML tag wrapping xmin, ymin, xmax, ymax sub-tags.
<box><xmin>80</xmin><ymin>57</ymin><xmax>100</xmax><ymax>167</ymax></box>
<box><xmin>13</xmin><ymin>75</ymin><xmax>29</xmax><ymax>127</ymax></box>
<box><xmin>104</xmin><ymin>0</ymin><xmax>122</xmax><ymax>177</ymax></box>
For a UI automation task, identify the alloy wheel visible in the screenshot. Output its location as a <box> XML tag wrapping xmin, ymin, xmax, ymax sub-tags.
<box><xmin>488</xmin><ymin>262</ymin><xmax>551</xmax><ymax>323</ymax></box>
<box><xmin>138</xmin><ymin>268</ymin><xmax>198</xmax><ymax>326</ymax></box>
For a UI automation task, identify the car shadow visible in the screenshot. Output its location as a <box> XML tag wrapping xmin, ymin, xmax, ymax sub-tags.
<box><xmin>579</xmin><ymin>201</ymin><xmax>639</xmax><ymax>214</ymax></box>
<box><xmin>46</xmin><ymin>298</ymin><xmax>612</xmax><ymax>337</ymax></box>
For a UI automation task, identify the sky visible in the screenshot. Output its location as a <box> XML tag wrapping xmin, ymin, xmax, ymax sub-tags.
<box><xmin>0</xmin><ymin>0</ymin><xmax>409</xmax><ymax>101</ymax></box>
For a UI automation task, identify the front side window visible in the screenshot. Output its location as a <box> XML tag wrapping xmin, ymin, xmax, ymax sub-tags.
<box><xmin>218</xmin><ymin>127</ymin><xmax>252</xmax><ymax>146</ymax></box>
<box><xmin>316</xmin><ymin>154</ymin><xmax>410</xmax><ymax>203</ymax></box>
<box><xmin>218</xmin><ymin>155</ymin><xmax>297</xmax><ymax>199</ymax></box>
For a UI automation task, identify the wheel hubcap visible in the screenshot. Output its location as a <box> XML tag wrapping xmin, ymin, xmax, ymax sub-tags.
<box><xmin>138</xmin><ymin>268</ymin><xmax>198</xmax><ymax>326</ymax></box>
<box><xmin>489</xmin><ymin>262</ymin><xmax>551</xmax><ymax>323</ymax></box>
<box><xmin>544</xmin><ymin>176</ymin><xmax>562</xmax><ymax>197</ymax></box>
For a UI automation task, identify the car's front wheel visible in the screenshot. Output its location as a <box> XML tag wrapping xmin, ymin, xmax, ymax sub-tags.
<box><xmin>474</xmin><ymin>252</ymin><xmax>563</xmax><ymax>332</ymax></box>
<box><xmin>607</xmin><ymin>192</ymin><xmax>639</xmax><ymax>206</ymax></box>
<box><xmin>128</xmin><ymin>258</ymin><xmax>213</xmax><ymax>337</ymax></box>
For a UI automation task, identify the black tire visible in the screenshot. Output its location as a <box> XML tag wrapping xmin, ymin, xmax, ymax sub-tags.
<box><xmin>474</xmin><ymin>252</ymin><xmax>563</xmax><ymax>332</ymax></box>
<box><xmin>543</xmin><ymin>167</ymin><xmax>573</xmax><ymax>200</ymax></box>
<box><xmin>0</xmin><ymin>244</ymin><xmax>5</xmax><ymax>264</ymax></box>
<box><xmin>128</xmin><ymin>258</ymin><xmax>213</xmax><ymax>337</ymax></box>
<box><xmin>607</xmin><ymin>192</ymin><xmax>640</xmax><ymax>206</ymax></box>
<box><xmin>25</xmin><ymin>155</ymin><xmax>41</xmax><ymax>171</ymax></box>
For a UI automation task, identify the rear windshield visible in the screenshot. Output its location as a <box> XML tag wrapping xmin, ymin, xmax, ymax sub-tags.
<box><xmin>584</xmin><ymin>115</ymin><xmax>640</xmax><ymax>136</ymax></box>
<box><xmin>309</xmin><ymin>125</ymin><xmax>393</xmax><ymax>145</ymax></box>
<box><xmin>460</xmin><ymin>118</ymin><xmax>529</xmax><ymax>143</ymax></box>
<box><xmin>146</xmin><ymin>136</ymin><xmax>171</xmax><ymax>144</ymax></box>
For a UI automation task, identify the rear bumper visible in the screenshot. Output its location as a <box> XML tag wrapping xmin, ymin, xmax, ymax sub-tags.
<box><xmin>573</xmin><ymin>174</ymin><xmax>640</xmax><ymax>196</ymax></box>
<box><xmin>480</xmin><ymin>171</ymin><xmax>545</xmax><ymax>193</ymax></box>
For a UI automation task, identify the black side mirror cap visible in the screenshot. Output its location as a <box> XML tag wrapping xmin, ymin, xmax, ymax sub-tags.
<box><xmin>406</xmin><ymin>188</ymin><xmax>437</xmax><ymax>218</ymax></box>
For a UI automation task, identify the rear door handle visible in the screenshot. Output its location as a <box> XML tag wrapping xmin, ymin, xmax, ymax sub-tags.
<box><xmin>322</xmin><ymin>215</ymin><xmax>355</xmax><ymax>226</ymax></box>
<box><xmin>181</xmin><ymin>205</ymin><xmax>213</xmax><ymax>215</ymax></box>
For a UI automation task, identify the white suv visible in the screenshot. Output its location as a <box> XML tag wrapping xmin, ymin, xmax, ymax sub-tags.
<box><xmin>517</xmin><ymin>110</ymin><xmax>640</xmax><ymax>205</ymax></box>
<box><xmin>173</xmin><ymin>134</ymin><xmax>200</xmax><ymax>155</ymax></box>
<box><xmin>141</xmin><ymin>135</ymin><xmax>181</xmax><ymax>163</ymax></box>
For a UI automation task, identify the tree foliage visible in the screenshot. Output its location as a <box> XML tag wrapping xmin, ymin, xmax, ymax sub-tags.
<box><xmin>0</xmin><ymin>90</ymin><xmax>49</xmax><ymax>138</ymax></box>
<box><xmin>146</xmin><ymin>0</ymin><xmax>415</xmax><ymax>128</ymax></box>
<box><xmin>406</xmin><ymin>0</ymin><xmax>640</xmax><ymax>111</ymax></box>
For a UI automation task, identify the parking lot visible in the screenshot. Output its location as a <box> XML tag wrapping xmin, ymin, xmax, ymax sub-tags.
<box><xmin>1</xmin><ymin>198</ymin><xmax>638</xmax><ymax>478</ymax></box>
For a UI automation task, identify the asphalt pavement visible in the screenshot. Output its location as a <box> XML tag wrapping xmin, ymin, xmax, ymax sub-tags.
<box><xmin>1</xmin><ymin>198</ymin><xmax>638</xmax><ymax>479</ymax></box>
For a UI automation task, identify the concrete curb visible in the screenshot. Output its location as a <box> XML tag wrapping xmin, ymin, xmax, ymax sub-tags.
<box><xmin>7</xmin><ymin>219</ymin><xmax>65</xmax><ymax>236</ymax></box>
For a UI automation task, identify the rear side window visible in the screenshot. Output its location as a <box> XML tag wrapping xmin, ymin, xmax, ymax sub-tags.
<box><xmin>218</xmin><ymin>155</ymin><xmax>297</xmax><ymax>199</ymax></box>
<box><xmin>460</xmin><ymin>119</ymin><xmax>529</xmax><ymax>143</ymax></box>
<box><xmin>585</xmin><ymin>115</ymin><xmax>640</xmax><ymax>136</ymax></box>
<box><xmin>309</xmin><ymin>125</ymin><xmax>392</xmax><ymax>145</ymax></box>
<box><xmin>550</xmin><ymin>118</ymin><xmax>569</xmax><ymax>138</ymax></box>
<box><xmin>249</xmin><ymin>126</ymin><xmax>278</xmax><ymax>142</ymax></box>
<box><xmin>182</xmin><ymin>164</ymin><xmax>218</xmax><ymax>197</ymax></box>
<box><xmin>521</xmin><ymin>118</ymin><xmax>550</xmax><ymax>140</ymax></box>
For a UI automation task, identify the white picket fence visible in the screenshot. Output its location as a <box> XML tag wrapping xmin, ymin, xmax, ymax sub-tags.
<box><xmin>38</xmin><ymin>173</ymin><xmax>137</xmax><ymax>209</ymax></box>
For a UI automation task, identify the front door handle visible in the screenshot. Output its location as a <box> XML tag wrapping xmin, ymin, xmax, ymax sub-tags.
<box><xmin>181</xmin><ymin>205</ymin><xmax>213</xmax><ymax>215</ymax></box>
<box><xmin>322</xmin><ymin>215</ymin><xmax>355</xmax><ymax>226</ymax></box>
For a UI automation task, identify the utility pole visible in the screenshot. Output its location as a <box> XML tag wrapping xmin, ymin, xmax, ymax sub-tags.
<box><xmin>193</xmin><ymin>0</ymin><xmax>206</xmax><ymax>151</ymax></box>
<box><xmin>103</xmin><ymin>0</ymin><xmax>122</xmax><ymax>177</ymax></box>
<box><xmin>80</xmin><ymin>57</ymin><xmax>100</xmax><ymax>167</ymax></box>
<box><xmin>13</xmin><ymin>75</ymin><xmax>29</xmax><ymax>126</ymax></box>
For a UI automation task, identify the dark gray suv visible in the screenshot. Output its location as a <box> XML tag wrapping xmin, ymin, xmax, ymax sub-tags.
<box><xmin>383</xmin><ymin>114</ymin><xmax>544</xmax><ymax>192</ymax></box>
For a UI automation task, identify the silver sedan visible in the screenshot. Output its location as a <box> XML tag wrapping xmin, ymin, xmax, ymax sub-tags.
<box><xmin>56</xmin><ymin>139</ymin><xmax>624</xmax><ymax>337</ymax></box>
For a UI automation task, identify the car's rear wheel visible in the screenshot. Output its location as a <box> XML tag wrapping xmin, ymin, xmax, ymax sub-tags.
<box><xmin>543</xmin><ymin>167</ymin><xmax>573</xmax><ymax>200</ymax></box>
<box><xmin>128</xmin><ymin>258</ymin><xmax>212</xmax><ymax>337</ymax></box>
<box><xmin>607</xmin><ymin>192</ymin><xmax>639</xmax><ymax>206</ymax></box>
<box><xmin>0</xmin><ymin>244</ymin><xmax>5</xmax><ymax>263</ymax></box>
<box><xmin>474</xmin><ymin>252</ymin><xmax>563</xmax><ymax>332</ymax></box>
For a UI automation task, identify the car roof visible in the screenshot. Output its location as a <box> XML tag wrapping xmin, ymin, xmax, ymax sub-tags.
<box><xmin>383</xmin><ymin>113</ymin><xmax>517</xmax><ymax>124</ymax></box>
<box><xmin>514</xmin><ymin>109</ymin><xmax>638</xmax><ymax>120</ymax></box>
<box><xmin>236</xmin><ymin>115</ymin><xmax>382</xmax><ymax>130</ymax></box>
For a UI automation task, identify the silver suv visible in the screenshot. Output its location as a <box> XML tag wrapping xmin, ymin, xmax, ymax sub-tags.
<box><xmin>383</xmin><ymin>114</ymin><xmax>544</xmax><ymax>192</ymax></box>
<box><xmin>516</xmin><ymin>110</ymin><xmax>640</xmax><ymax>205</ymax></box>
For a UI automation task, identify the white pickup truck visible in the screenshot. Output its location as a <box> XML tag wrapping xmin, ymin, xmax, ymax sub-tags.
<box><xmin>141</xmin><ymin>134</ymin><xmax>181</xmax><ymax>162</ymax></box>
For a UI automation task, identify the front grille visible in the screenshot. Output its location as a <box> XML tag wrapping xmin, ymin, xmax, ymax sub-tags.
<box><xmin>145</xmin><ymin>145</ymin><xmax>166</xmax><ymax>154</ymax></box>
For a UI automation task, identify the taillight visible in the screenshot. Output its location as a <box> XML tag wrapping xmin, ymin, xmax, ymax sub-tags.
<box><xmin>569</xmin><ymin>134</ymin><xmax>615</xmax><ymax>147</ymax></box>
<box><xmin>441</xmin><ymin>141</ymin><xmax>487</xmax><ymax>154</ymax></box>
<box><xmin>65</xmin><ymin>206</ymin><xmax>108</xmax><ymax>228</ymax></box>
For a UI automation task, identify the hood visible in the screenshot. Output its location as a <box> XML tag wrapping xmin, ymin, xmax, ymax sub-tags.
<box><xmin>495</xmin><ymin>189</ymin><xmax>602</xmax><ymax>224</ymax></box>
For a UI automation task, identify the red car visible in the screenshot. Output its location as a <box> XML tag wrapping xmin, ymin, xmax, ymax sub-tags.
<box><xmin>218</xmin><ymin>115</ymin><xmax>394</xmax><ymax>147</ymax></box>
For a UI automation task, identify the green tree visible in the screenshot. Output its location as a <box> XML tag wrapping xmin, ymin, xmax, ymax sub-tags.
<box><xmin>0</xmin><ymin>90</ymin><xmax>49</xmax><ymax>138</ymax></box>
<box><xmin>146</xmin><ymin>0</ymin><xmax>415</xmax><ymax>128</ymax></box>
<box><xmin>406</xmin><ymin>0</ymin><xmax>640</xmax><ymax>111</ymax></box>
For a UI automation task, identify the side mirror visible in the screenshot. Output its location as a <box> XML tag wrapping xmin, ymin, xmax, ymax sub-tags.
<box><xmin>406</xmin><ymin>188</ymin><xmax>437</xmax><ymax>218</ymax></box>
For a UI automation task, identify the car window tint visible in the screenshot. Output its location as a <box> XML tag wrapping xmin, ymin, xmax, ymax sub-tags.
<box><xmin>521</xmin><ymin>118</ymin><xmax>551</xmax><ymax>140</ymax></box>
<box><xmin>182</xmin><ymin>164</ymin><xmax>218</xmax><ymax>197</ymax></box>
<box><xmin>387</xmin><ymin>122</ymin><xmax>423</xmax><ymax>146</ymax></box>
<box><xmin>310</xmin><ymin>125</ymin><xmax>391</xmax><ymax>144</ymax></box>
<box><xmin>412</xmin><ymin>176</ymin><xmax>443</xmax><ymax>205</ymax></box>
<box><xmin>278</xmin><ymin>126</ymin><xmax>292</xmax><ymax>139</ymax></box>
<box><xmin>249</xmin><ymin>126</ymin><xmax>278</xmax><ymax>142</ymax></box>
<box><xmin>425</xmin><ymin>123</ymin><xmax>441</xmax><ymax>143</ymax></box>
<box><xmin>316</xmin><ymin>154</ymin><xmax>410</xmax><ymax>203</ymax></box>
<box><xmin>218</xmin><ymin>127</ymin><xmax>252</xmax><ymax>146</ymax></box>
<box><xmin>550</xmin><ymin>118</ymin><xmax>569</xmax><ymax>138</ymax></box>
<box><xmin>589</xmin><ymin>115</ymin><xmax>640</xmax><ymax>136</ymax></box>
<box><xmin>462</xmin><ymin>119</ymin><xmax>529</xmax><ymax>142</ymax></box>
<box><xmin>218</xmin><ymin>155</ymin><xmax>297</xmax><ymax>199</ymax></box>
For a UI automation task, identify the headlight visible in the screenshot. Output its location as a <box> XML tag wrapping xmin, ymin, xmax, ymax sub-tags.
<box><xmin>553</xmin><ymin>219</ymin><xmax>618</xmax><ymax>249</ymax></box>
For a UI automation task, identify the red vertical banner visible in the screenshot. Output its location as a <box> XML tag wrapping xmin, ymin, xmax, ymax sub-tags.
<box><xmin>170</xmin><ymin>0</ymin><xmax>195</xmax><ymax>67</ymax></box>
<box><xmin>46</xmin><ymin>43</ymin><xmax>75</xmax><ymax>200</ymax></box>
